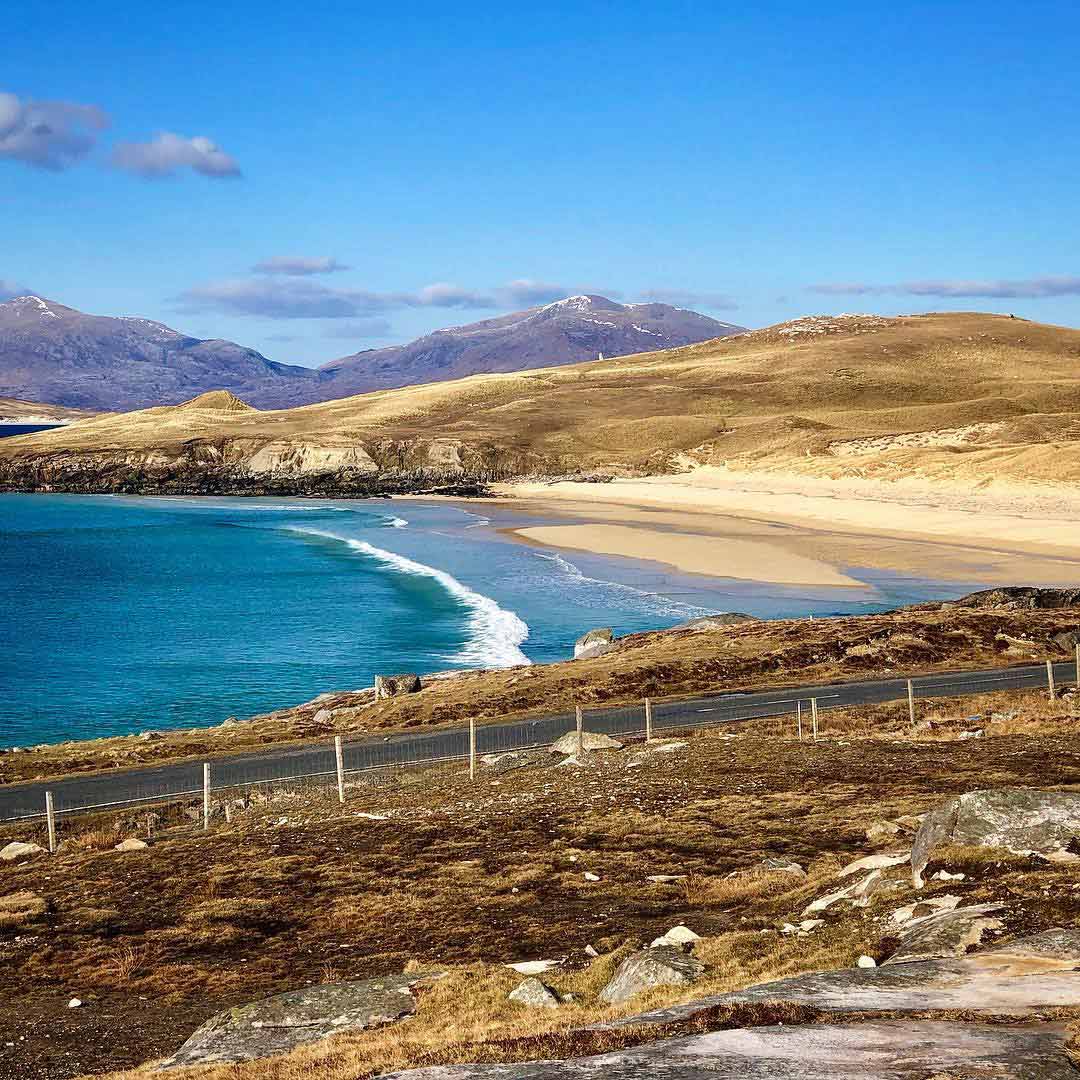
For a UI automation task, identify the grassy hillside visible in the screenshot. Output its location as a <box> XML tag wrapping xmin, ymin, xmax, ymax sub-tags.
<box><xmin>1</xmin><ymin>312</ymin><xmax>1079</xmax><ymax>491</ymax></box>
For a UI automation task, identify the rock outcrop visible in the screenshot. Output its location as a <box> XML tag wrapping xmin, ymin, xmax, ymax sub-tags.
<box><xmin>911</xmin><ymin>789</ymin><xmax>1080</xmax><ymax>886</ymax></box>
<box><xmin>507</xmin><ymin>978</ymin><xmax>560</xmax><ymax>1009</ymax></box>
<box><xmin>0</xmin><ymin>841</ymin><xmax>44</xmax><ymax>862</ymax></box>
<box><xmin>883</xmin><ymin>903</ymin><xmax>1006</xmax><ymax>964</ymax></box>
<box><xmin>374</xmin><ymin>674</ymin><xmax>423</xmax><ymax>700</ymax></box>
<box><xmin>550</xmin><ymin>731</ymin><xmax>623</xmax><ymax>756</ymax></box>
<box><xmin>573</xmin><ymin>628</ymin><xmax>615</xmax><ymax>660</ymax></box>
<box><xmin>599</xmin><ymin>946</ymin><xmax>704</xmax><ymax>1004</ymax></box>
<box><xmin>161</xmin><ymin>973</ymin><xmax>437</xmax><ymax>1068</ymax></box>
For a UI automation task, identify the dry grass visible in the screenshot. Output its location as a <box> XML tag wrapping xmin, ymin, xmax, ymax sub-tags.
<box><xmin>0</xmin><ymin>889</ymin><xmax>46</xmax><ymax>929</ymax></box>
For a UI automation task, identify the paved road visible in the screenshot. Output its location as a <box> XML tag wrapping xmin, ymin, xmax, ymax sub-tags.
<box><xmin>1</xmin><ymin>661</ymin><xmax>1074</xmax><ymax>822</ymax></box>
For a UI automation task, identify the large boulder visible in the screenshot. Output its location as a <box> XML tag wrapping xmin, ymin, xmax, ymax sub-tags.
<box><xmin>507</xmin><ymin>977</ymin><xmax>560</xmax><ymax>1009</ymax></box>
<box><xmin>573</xmin><ymin>628</ymin><xmax>615</xmax><ymax>659</ymax></box>
<box><xmin>550</xmin><ymin>730</ymin><xmax>622</xmax><ymax>756</ymax></box>
<box><xmin>374</xmin><ymin>674</ymin><xmax>422</xmax><ymax>700</ymax></box>
<box><xmin>883</xmin><ymin>904</ymin><xmax>1006</xmax><ymax>964</ymax></box>
<box><xmin>161</xmin><ymin>974</ymin><xmax>437</xmax><ymax>1067</ymax></box>
<box><xmin>599</xmin><ymin>946</ymin><xmax>704</xmax><ymax>1004</ymax></box>
<box><xmin>0</xmin><ymin>841</ymin><xmax>44</xmax><ymax>862</ymax></box>
<box><xmin>911</xmin><ymin>789</ymin><xmax>1080</xmax><ymax>886</ymax></box>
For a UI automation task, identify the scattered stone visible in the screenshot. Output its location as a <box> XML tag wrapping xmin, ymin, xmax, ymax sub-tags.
<box><xmin>161</xmin><ymin>973</ymin><xmax>437</xmax><ymax>1068</ymax></box>
<box><xmin>0</xmin><ymin>842</ymin><xmax>44</xmax><ymax>862</ymax></box>
<box><xmin>312</xmin><ymin>709</ymin><xmax>332</xmax><ymax>724</ymax></box>
<box><xmin>780</xmin><ymin>919</ymin><xmax>824</xmax><ymax>935</ymax></box>
<box><xmin>67</xmin><ymin>998</ymin><xmax>82</xmax><ymax>1009</ymax></box>
<box><xmin>892</xmin><ymin>895</ymin><xmax>961</xmax><ymax>925</ymax></box>
<box><xmin>573</xmin><ymin>628</ymin><xmax>615</xmax><ymax>659</ymax></box>
<box><xmin>856</xmin><ymin>955</ymin><xmax>877</xmax><ymax>968</ymax></box>
<box><xmin>137</xmin><ymin>731</ymin><xmax>161</xmax><ymax>742</ymax></box>
<box><xmin>646</xmin><ymin>874</ymin><xmax>687</xmax><ymax>884</ymax></box>
<box><xmin>599</xmin><ymin>946</ymin><xmax>704</xmax><ymax>1004</ymax></box>
<box><xmin>932</xmin><ymin>870</ymin><xmax>965</xmax><ymax>882</ymax></box>
<box><xmin>583</xmin><ymin>872</ymin><xmax>600</xmax><ymax>882</ymax></box>
<box><xmin>374</xmin><ymin>674</ymin><xmax>422</xmax><ymax>700</ymax></box>
<box><xmin>650</xmin><ymin>925</ymin><xmax>700</xmax><ymax>949</ymax></box>
<box><xmin>837</xmin><ymin>852</ymin><xmax>909</xmax><ymax>878</ymax></box>
<box><xmin>550</xmin><ymin>731</ymin><xmax>622</xmax><ymax>756</ymax></box>
<box><xmin>804</xmin><ymin>870</ymin><xmax>884</xmax><ymax>915</ymax></box>
<box><xmin>911</xmin><ymin>788</ymin><xmax>1080</xmax><ymax>886</ymax></box>
<box><xmin>508</xmin><ymin>977</ymin><xmax>560</xmax><ymax>1009</ymax></box>
<box><xmin>114</xmin><ymin>838</ymin><xmax>148</xmax><ymax>852</ymax></box>
<box><xmin>584</xmin><ymin>945</ymin><xmax>599</xmax><ymax>958</ymax></box>
<box><xmin>760</xmin><ymin>858</ymin><xmax>806</xmax><ymax>877</ymax></box>
<box><xmin>507</xmin><ymin>959</ymin><xmax>563</xmax><ymax>976</ymax></box>
<box><xmin>884</xmin><ymin>904</ymin><xmax>1006</xmax><ymax>965</ymax></box>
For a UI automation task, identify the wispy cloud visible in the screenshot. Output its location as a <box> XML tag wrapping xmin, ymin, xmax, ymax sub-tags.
<box><xmin>809</xmin><ymin>276</ymin><xmax>1080</xmax><ymax>300</ymax></box>
<box><xmin>639</xmin><ymin>288</ymin><xmax>740</xmax><ymax>310</ymax></box>
<box><xmin>0</xmin><ymin>91</ymin><xmax>109</xmax><ymax>171</ymax></box>
<box><xmin>253</xmin><ymin>256</ymin><xmax>351</xmax><ymax>276</ymax></box>
<box><xmin>174</xmin><ymin>278</ymin><xmax>503</xmax><ymax>319</ymax></box>
<box><xmin>112</xmin><ymin>132</ymin><xmax>240</xmax><ymax>179</ymax></box>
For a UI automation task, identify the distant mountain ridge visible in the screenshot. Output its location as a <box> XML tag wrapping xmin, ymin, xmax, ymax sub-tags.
<box><xmin>320</xmin><ymin>295</ymin><xmax>745</xmax><ymax>396</ymax></box>
<box><xmin>0</xmin><ymin>293</ymin><xmax>744</xmax><ymax>412</ymax></box>
<box><xmin>0</xmin><ymin>295</ymin><xmax>319</xmax><ymax>412</ymax></box>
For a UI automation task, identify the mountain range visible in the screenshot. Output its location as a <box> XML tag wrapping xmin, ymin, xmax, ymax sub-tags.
<box><xmin>0</xmin><ymin>293</ymin><xmax>744</xmax><ymax>412</ymax></box>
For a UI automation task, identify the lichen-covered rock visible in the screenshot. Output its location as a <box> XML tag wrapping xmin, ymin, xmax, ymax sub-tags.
<box><xmin>599</xmin><ymin>946</ymin><xmax>704</xmax><ymax>1004</ymax></box>
<box><xmin>911</xmin><ymin>789</ymin><xmax>1080</xmax><ymax>886</ymax></box>
<box><xmin>161</xmin><ymin>973</ymin><xmax>438</xmax><ymax>1067</ymax></box>
<box><xmin>550</xmin><ymin>731</ymin><xmax>622</xmax><ymax>756</ymax></box>
<box><xmin>883</xmin><ymin>904</ymin><xmax>1006</xmax><ymax>964</ymax></box>
<box><xmin>573</xmin><ymin>627</ymin><xmax>614</xmax><ymax>659</ymax></box>
<box><xmin>374</xmin><ymin>674</ymin><xmax>422</xmax><ymax>699</ymax></box>
<box><xmin>508</xmin><ymin>977</ymin><xmax>560</xmax><ymax>1009</ymax></box>
<box><xmin>0</xmin><ymin>841</ymin><xmax>44</xmax><ymax>862</ymax></box>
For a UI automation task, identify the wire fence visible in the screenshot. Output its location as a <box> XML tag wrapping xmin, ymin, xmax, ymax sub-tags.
<box><xmin>4</xmin><ymin>654</ymin><xmax>1078</xmax><ymax>840</ymax></box>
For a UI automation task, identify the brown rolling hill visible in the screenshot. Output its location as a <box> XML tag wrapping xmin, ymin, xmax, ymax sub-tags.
<box><xmin>1</xmin><ymin>311</ymin><xmax>1079</xmax><ymax>494</ymax></box>
<box><xmin>0</xmin><ymin>397</ymin><xmax>97</xmax><ymax>424</ymax></box>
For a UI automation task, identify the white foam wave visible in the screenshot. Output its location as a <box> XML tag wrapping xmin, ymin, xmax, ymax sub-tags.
<box><xmin>385</xmin><ymin>516</ymin><xmax>409</xmax><ymax>528</ymax></box>
<box><xmin>287</xmin><ymin>527</ymin><xmax>531</xmax><ymax>668</ymax></box>
<box><xmin>532</xmin><ymin>550</ymin><xmax>714</xmax><ymax>619</ymax></box>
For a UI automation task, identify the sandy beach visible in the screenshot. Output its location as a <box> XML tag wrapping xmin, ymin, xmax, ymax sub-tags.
<box><xmin>493</xmin><ymin>466</ymin><xmax>1080</xmax><ymax>589</ymax></box>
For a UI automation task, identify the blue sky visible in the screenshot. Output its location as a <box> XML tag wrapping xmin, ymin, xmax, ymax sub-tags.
<box><xmin>3</xmin><ymin>0</ymin><xmax>1079</xmax><ymax>366</ymax></box>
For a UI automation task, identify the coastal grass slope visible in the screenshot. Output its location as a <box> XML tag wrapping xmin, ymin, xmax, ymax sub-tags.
<box><xmin>2</xmin><ymin>311</ymin><xmax>1080</xmax><ymax>493</ymax></box>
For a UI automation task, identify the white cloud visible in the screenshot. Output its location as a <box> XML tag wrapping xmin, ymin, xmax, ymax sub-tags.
<box><xmin>809</xmin><ymin>276</ymin><xmax>1080</xmax><ymax>300</ymax></box>
<box><xmin>0</xmin><ymin>91</ymin><xmax>109</xmax><ymax>171</ymax></box>
<box><xmin>112</xmin><ymin>132</ymin><xmax>240</xmax><ymax>179</ymax></box>
<box><xmin>253</xmin><ymin>256</ymin><xmax>350</xmax><ymax>275</ymax></box>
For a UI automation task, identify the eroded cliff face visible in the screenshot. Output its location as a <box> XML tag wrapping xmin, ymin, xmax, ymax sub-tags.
<box><xmin>0</xmin><ymin>436</ymin><xmax>561</xmax><ymax>495</ymax></box>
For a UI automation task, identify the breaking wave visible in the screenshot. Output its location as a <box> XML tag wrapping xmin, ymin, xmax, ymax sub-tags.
<box><xmin>286</xmin><ymin>527</ymin><xmax>531</xmax><ymax>668</ymax></box>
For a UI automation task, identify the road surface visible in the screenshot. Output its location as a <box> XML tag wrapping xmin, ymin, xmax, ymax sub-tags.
<box><xmin>1</xmin><ymin>661</ymin><xmax>1073</xmax><ymax>821</ymax></box>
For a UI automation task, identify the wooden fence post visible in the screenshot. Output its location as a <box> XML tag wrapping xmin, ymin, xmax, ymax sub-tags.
<box><xmin>907</xmin><ymin>679</ymin><xmax>916</xmax><ymax>725</ymax></box>
<box><xmin>645</xmin><ymin>698</ymin><xmax>653</xmax><ymax>743</ymax></box>
<box><xmin>796</xmin><ymin>700</ymin><xmax>802</xmax><ymax>740</ymax></box>
<box><xmin>45</xmin><ymin>791</ymin><xmax>56</xmax><ymax>855</ymax></box>
<box><xmin>811</xmin><ymin>698</ymin><xmax>819</xmax><ymax>741</ymax></box>
<box><xmin>469</xmin><ymin>717</ymin><xmax>477</xmax><ymax>780</ymax></box>
<box><xmin>576</xmin><ymin>705</ymin><xmax>584</xmax><ymax>757</ymax></box>
<box><xmin>202</xmin><ymin>763</ymin><xmax>211</xmax><ymax>831</ymax></box>
<box><xmin>1047</xmin><ymin>659</ymin><xmax>1057</xmax><ymax>701</ymax></box>
<box><xmin>335</xmin><ymin>735</ymin><xmax>346</xmax><ymax>803</ymax></box>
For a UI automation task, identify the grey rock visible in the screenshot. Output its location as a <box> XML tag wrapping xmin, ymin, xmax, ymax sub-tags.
<box><xmin>507</xmin><ymin>978</ymin><xmax>560</xmax><ymax>1009</ymax></box>
<box><xmin>161</xmin><ymin>973</ymin><xmax>436</xmax><ymax>1068</ymax></box>
<box><xmin>114</xmin><ymin>838</ymin><xmax>149</xmax><ymax>853</ymax></box>
<box><xmin>1052</xmin><ymin>629</ymin><xmax>1080</xmax><ymax>650</ymax></box>
<box><xmin>0</xmin><ymin>841</ymin><xmax>44</xmax><ymax>862</ymax></box>
<box><xmin>374</xmin><ymin>674</ymin><xmax>422</xmax><ymax>700</ymax></box>
<box><xmin>759</xmin><ymin>857</ymin><xmax>806</xmax><ymax>877</ymax></box>
<box><xmin>378</xmin><ymin>1020</ymin><xmax>1075</xmax><ymax>1078</ymax></box>
<box><xmin>599</xmin><ymin>946</ymin><xmax>704</xmax><ymax>1004</ymax></box>
<box><xmin>574</xmin><ymin>628</ymin><xmax>614</xmax><ymax>659</ymax></box>
<box><xmin>550</xmin><ymin>731</ymin><xmax>622</xmax><ymax>756</ymax></box>
<box><xmin>911</xmin><ymin>788</ymin><xmax>1080</xmax><ymax>886</ymax></box>
<box><xmin>883</xmin><ymin>903</ymin><xmax>1006</xmax><ymax>964</ymax></box>
<box><xmin>661</xmin><ymin>613</ymin><xmax>758</xmax><ymax>633</ymax></box>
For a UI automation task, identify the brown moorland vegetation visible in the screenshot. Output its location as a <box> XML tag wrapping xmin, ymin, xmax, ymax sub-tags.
<box><xmin>1</xmin><ymin>687</ymin><xmax>1079</xmax><ymax>1079</ymax></box>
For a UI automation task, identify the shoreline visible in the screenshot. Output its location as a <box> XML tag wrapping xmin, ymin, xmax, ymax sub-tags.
<box><xmin>486</xmin><ymin>467</ymin><xmax>1080</xmax><ymax>589</ymax></box>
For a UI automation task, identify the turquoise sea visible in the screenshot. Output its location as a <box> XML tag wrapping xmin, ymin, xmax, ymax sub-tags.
<box><xmin>0</xmin><ymin>494</ymin><xmax>975</xmax><ymax>747</ymax></box>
